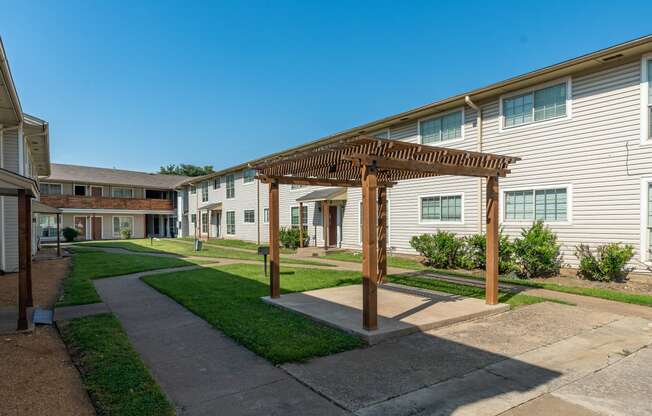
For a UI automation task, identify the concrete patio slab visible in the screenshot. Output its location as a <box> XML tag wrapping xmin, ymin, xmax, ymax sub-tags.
<box><xmin>263</xmin><ymin>283</ymin><xmax>510</xmax><ymax>344</ymax></box>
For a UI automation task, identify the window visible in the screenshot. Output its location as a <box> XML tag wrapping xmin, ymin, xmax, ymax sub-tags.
<box><xmin>39</xmin><ymin>214</ymin><xmax>58</xmax><ymax>237</ymax></box>
<box><xmin>226</xmin><ymin>211</ymin><xmax>235</xmax><ymax>235</ymax></box>
<box><xmin>504</xmin><ymin>187</ymin><xmax>568</xmax><ymax>222</ymax></box>
<box><xmin>420</xmin><ymin>195</ymin><xmax>462</xmax><ymax>222</ymax></box>
<box><xmin>243</xmin><ymin>169</ymin><xmax>255</xmax><ymax>184</ymax></box>
<box><xmin>374</xmin><ymin>129</ymin><xmax>389</xmax><ymax>139</ymax></box>
<box><xmin>113</xmin><ymin>216</ymin><xmax>133</xmax><ymax>237</ymax></box>
<box><xmin>74</xmin><ymin>185</ymin><xmax>87</xmax><ymax>196</ymax></box>
<box><xmin>291</xmin><ymin>206</ymin><xmax>308</xmax><ymax>228</ymax></box>
<box><xmin>243</xmin><ymin>209</ymin><xmax>255</xmax><ymax>223</ymax></box>
<box><xmin>112</xmin><ymin>187</ymin><xmax>133</xmax><ymax>198</ymax></box>
<box><xmin>648</xmin><ymin>183</ymin><xmax>652</xmax><ymax>257</ymax></box>
<box><xmin>645</xmin><ymin>58</ymin><xmax>652</xmax><ymax>142</ymax></box>
<box><xmin>201</xmin><ymin>181</ymin><xmax>209</xmax><ymax>202</ymax></box>
<box><xmin>191</xmin><ymin>213</ymin><xmax>196</xmax><ymax>223</ymax></box>
<box><xmin>213</xmin><ymin>177</ymin><xmax>220</xmax><ymax>189</ymax></box>
<box><xmin>419</xmin><ymin>110</ymin><xmax>463</xmax><ymax>144</ymax></box>
<box><xmin>503</xmin><ymin>82</ymin><xmax>567</xmax><ymax>128</ymax></box>
<box><xmin>290</xmin><ymin>184</ymin><xmax>305</xmax><ymax>190</ymax></box>
<box><xmin>201</xmin><ymin>212</ymin><xmax>208</xmax><ymax>233</ymax></box>
<box><xmin>263</xmin><ymin>208</ymin><xmax>269</xmax><ymax>224</ymax></box>
<box><xmin>226</xmin><ymin>174</ymin><xmax>235</xmax><ymax>199</ymax></box>
<box><xmin>41</xmin><ymin>183</ymin><xmax>62</xmax><ymax>195</ymax></box>
<box><xmin>190</xmin><ymin>185</ymin><xmax>196</xmax><ymax>194</ymax></box>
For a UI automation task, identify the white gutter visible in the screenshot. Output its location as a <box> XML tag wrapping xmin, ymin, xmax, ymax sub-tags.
<box><xmin>465</xmin><ymin>96</ymin><xmax>484</xmax><ymax>233</ymax></box>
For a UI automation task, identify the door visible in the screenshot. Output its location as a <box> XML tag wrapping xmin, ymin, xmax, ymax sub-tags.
<box><xmin>328</xmin><ymin>206</ymin><xmax>338</xmax><ymax>247</ymax></box>
<box><xmin>214</xmin><ymin>212</ymin><xmax>221</xmax><ymax>238</ymax></box>
<box><xmin>92</xmin><ymin>217</ymin><xmax>102</xmax><ymax>240</ymax></box>
<box><xmin>91</xmin><ymin>186</ymin><xmax>103</xmax><ymax>197</ymax></box>
<box><xmin>74</xmin><ymin>216</ymin><xmax>87</xmax><ymax>240</ymax></box>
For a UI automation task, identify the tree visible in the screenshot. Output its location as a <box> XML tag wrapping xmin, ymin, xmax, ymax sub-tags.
<box><xmin>159</xmin><ymin>164</ymin><xmax>214</xmax><ymax>177</ymax></box>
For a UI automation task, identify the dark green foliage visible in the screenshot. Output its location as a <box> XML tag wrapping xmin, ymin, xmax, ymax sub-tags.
<box><xmin>460</xmin><ymin>231</ymin><xmax>515</xmax><ymax>274</ymax></box>
<box><xmin>409</xmin><ymin>231</ymin><xmax>464</xmax><ymax>268</ymax></box>
<box><xmin>279</xmin><ymin>227</ymin><xmax>309</xmax><ymax>250</ymax></box>
<box><xmin>513</xmin><ymin>221</ymin><xmax>562</xmax><ymax>278</ymax></box>
<box><xmin>158</xmin><ymin>164</ymin><xmax>214</xmax><ymax>177</ymax></box>
<box><xmin>62</xmin><ymin>226</ymin><xmax>79</xmax><ymax>242</ymax></box>
<box><xmin>575</xmin><ymin>243</ymin><xmax>635</xmax><ymax>282</ymax></box>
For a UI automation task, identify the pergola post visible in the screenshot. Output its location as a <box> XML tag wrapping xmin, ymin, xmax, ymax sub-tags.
<box><xmin>17</xmin><ymin>190</ymin><xmax>29</xmax><ymax>330</ymax></box>
<box><xmin>322</xmin><ymin>200</ymin><xmax>329</xmax><ymax>249</ymax></box>
<box><xmin>299</xmin><ymin>202</ymin><xmax>304</xmax><ymax>248</ymax></box>
<box><xmin>268</xmin><ymin>180</ymin><xmax>280</xmax><ymax>298</ymax></box>
<box><xmin>56</xmin><ymin>213</ymin><xmax>61</xmax><ymax>257</ymax></box>
<box><xmin>485</xmin><ymin>175</ymin><xmax>499</xmax><ymax>305</ymax></box>
<box><xmin>361</xmin><ymin>164</ymin><xmax>378</xmax><ymax>330</ymax></box>
<box><xmin>377</xmin><ymin>187</ymin><xmax>387</xmax><ymax>284</ymax></box>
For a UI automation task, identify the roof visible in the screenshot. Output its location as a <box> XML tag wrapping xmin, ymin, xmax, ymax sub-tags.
<box><xmin>0</xmin><ymin>37</ymin><xmax>22</xmax><ymax>126</ymax></box>
<box><xmin>198</xmin><ymin>202</ymin><xmax>222</xmax><ymax>211</ymax></box>
<box><xmin>183</xmin><ymin>34</ymin><xmax>652</xmax><ymax>187</ymax></box>
<box><xmin>0</xmin><ymin>168</ymin><xmax>38</xmax><ymax>197</ymax></box>
<box><xmin>32</xmin><ymin>200</ymin><xmax>61</xmax><ymax>214</ymax></box>
<box><xmin>296</xmin><ymin>188</ymin><xmax>347</xmax><ymax>202</ymax></box>
<box><xmin>41</xmin><ymin>164</ymin><xmax>189</xmax><ymax>189</ymax></box>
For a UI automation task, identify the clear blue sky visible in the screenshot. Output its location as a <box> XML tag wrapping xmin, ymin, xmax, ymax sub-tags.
<box><xmin>2</xmin><ymin>0</ymin><xmax>651</xmax><ymax>172</ymax></box>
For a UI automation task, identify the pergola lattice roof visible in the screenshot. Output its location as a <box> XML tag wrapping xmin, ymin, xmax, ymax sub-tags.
<box><xmin>253</xmin><ymin>136</ymin><xmax>520</xmax><ymax>186</ymax></box>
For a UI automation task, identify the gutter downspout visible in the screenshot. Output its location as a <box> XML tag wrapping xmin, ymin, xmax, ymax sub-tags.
<box><xmin>465</xmin><ymin>96</ymin><xmax>483</xmax><ymax>234</ymax></box>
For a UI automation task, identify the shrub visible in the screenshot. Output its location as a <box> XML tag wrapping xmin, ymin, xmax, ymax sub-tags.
<box><xmin>575</xmin><ymin>243</ymin><xmax>634</xmax><ymax>282</ymax></box>
<box><xmin>120</xmin><ymin>228</ymin><xmax>132</xmax><ymax>239</ymax></box>
<box><xmin>460</xmin><ymin>230</ymin><xmax>515</xmax><ymax>274</ymax></box>
<box><xmin>62</xmin><ymin>227</ymin><xmax>79</xmax><ymax>242</ymax></box>
<box><xmin>512</xmin><ymin>221</ymin><xmax>562</xmax><ymax>278</ymax></box>
<box><xmin>279</xmin><ymin>227</ymin><xmax>309</xmax><ymax>250</ymax></box>
<box><xmin>409</xmin><ymin>231</ymin><xmax>464</xmax><ymax>268</ymax></box>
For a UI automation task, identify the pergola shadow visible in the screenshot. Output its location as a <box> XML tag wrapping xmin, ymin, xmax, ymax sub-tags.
<box><xmin>253</xmin><ymin>135</ymin><xmax>520</xmax><ymax>332</ymax></box>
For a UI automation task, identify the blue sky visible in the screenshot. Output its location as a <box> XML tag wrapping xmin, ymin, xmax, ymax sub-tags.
<box><xmin>2</xmin><ymin>1</ymin><xmax>651</xmax><ymax>172</ymax></box>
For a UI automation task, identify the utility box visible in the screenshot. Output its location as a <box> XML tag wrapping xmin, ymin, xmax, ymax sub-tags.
<box><xmin>194</xmin><ymin>239</ymin><xmax>203</xmax><ymax>251</ymax></box>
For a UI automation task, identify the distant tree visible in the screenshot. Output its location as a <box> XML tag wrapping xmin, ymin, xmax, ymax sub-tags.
<box><xmin>159</xmin><ymin>164</ymin><xmax>214</xmax><ymax>177</ymax></box>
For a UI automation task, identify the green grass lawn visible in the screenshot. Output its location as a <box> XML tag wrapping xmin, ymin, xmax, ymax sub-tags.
<box><xmin>322</xmin><ymin>250</ymin><xmax>427</xmax><ymax>270</ymax></box>
<box><xmin>58</xmin><ymin>250</ymin><xmax>206</xmax><ymax>307</ymax></box>
<box><xmin>143</xmin><ymin>264</ymin><xmax>364</xmax><ymax>364</ymax></box>
<box><xmin>181</xmin><ymin>237</ymin><xmax>296</xmax><ymax>254</ymax></box>
<box><xmin>59</xmin><ymin>313</ymin><xmax>174</xmax><ymax>416</ymax></box>
<box><xmin>77</xmin><ymin>239</ymin><xmax>332</xmax><ymax>267</ymax></box>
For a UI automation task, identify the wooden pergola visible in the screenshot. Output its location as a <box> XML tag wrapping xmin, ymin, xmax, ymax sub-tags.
<box><xmin>254</xmin><ymin>136</ymin><xmax>520</xmax><ymax>331</ymax></box>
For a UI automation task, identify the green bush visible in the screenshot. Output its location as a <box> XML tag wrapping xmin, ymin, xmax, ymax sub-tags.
<box><xmin>460</xmin><ymin>231</ymin><xmax>515</xmax><ymax>274</ymax></box>
<box><xmin>575</xmin><ymin>243</ymin><xmax>634</xmax><ymax>282</ymax></box>
<box><xmin>120</xmin><ymin>228</ymin><xmax>132</xmax><ymax>239</ymax></box>
<box><xmin>410</xmin><ymin>231</ymin><xmax>464</xmax><ymax>268</ymax></box>
<box><xmin>512</xmin><ymin>221</ymin><xmax>562</xmax><ymax>278</ymax></box>
<box><xmin>279</xmin><ymin>227</ymin><xmax>309</xmax><ymax>249</ymax></box>
<box><xmin>62</xmin><ymin>227</ymin><xmax>79</xmax><ymax>242</ymax></box>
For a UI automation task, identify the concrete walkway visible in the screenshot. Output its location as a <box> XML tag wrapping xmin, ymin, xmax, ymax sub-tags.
<box><xmin>90</xmin><ymin>269</ymin><xmax>348</xmax><ymax>416</ymax></box>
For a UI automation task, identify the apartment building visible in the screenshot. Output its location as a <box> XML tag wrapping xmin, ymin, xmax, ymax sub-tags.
<box><xmin>39</xmin><ymin>164</ymin><xmax>187</xmax><ymax>241</ymax></box>
<box><xmin>178</xmin><ymin>35</ymin><xmax>652</xmax><ymax>272</ymax></box>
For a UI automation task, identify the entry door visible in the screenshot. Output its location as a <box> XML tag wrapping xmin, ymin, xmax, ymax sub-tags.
<box><xmin>214</xmin><ymin>212</ymin><xmax>221</xmax><ymax>237</ymax></box>
<box><xmin>92</xmin><ymin>217</ymin><xmax>102</xmax><ymax>240</ymax></box>
<box><xmin>74</xmin><ymin>216</ymin><xmax>87</xmax><ymax>240</ymax></box>
<box><xmin>328</xmin><ymin>206</ymin><xmax>338</xmax><ymax>247</ymax></box>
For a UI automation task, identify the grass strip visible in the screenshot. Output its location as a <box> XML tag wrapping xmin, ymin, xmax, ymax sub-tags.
<box><xmin>323</xmin><ymin>250</ymin><xmax>426</xmax><ymax>270</ymax></box>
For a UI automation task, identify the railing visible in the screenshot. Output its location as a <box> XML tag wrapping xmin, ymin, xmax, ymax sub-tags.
<box><xmin>40</xmin><ymin>195</ymin><xmax>174</xmax><ymax>211</ymax></box>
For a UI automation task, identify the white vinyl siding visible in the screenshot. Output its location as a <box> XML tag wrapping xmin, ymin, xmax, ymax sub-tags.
<box><xmin>243</xmin><ymin>169</ymin><xmax>255</xmax><ymax>183</ymax></box>
<box><xmin>113</xmin><ymin>216</ymin><xmax>133</xmax><ymax>237</ymax></box>
<box><xmin>647</xmin><ymin>58</ymin><xmax>652</xmax><ymax>140</ymax></box>
<box><xmin>201</xmin><ymin>181</ymin><xmax>209</xmax><ymax>202</ymax></box>
<box><xmin>112</xmin><ymin>187</ymin><xmax>133</xmax><ymax>198</ymax></box>
<box><xmin>504</xmin><ymin>188</ymin><xmax>567</xmax><ymax>222</ymax></box>
<box><xmin>648</xmin><ymin>183</ymin><xmax>652</xmax><ymax>256</ymax></box>
<box><xmin>420</xmin><ymin>195</ymin><xmax>462</xmax><ymax>222</ymax></box>
<box><xmin>419</xmin><ymin>110</ymin><xmax>463</xmax><ymax>144</ymax></box>
<box><xmin>244</xmin><ymin>209</ymin><xmax>255</xmax><ymax>224</ymax></box>
<box><xmin>191</xmin><ymin>213</ymin><xmax>196</xmax><ymax>223</ymax></box>
<box><xmin>503</xmin><ymin>82</ymin><xmax>567</xmax><ymax>128</ymax></box>
<box><xmin>226</xmin><ymin>174</ymin><xmax>235</xmax><ymax>199</ymax></box>
<box><xmin>190</xmin><ymin>185</ymin><xmax>196</xmax><ymax>194</ymax></box>
<box><xmin>226</xmin><ymin>211</ymin><xmax>235</xmax><ymax>235</ymax></box>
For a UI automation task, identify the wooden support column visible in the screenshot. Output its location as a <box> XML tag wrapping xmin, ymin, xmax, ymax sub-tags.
<box><xmin>17</xmin><ymin>190</ymin><xmax>29</xmax><ymax>330</ymax></box>
<box><xmin>361</xmin><ymin>164</ymin><xmax>378</xmax><ymax>330</ymax></box>
<box><xmin>268</xmin><ymin>180</ymin><xmax>280</xmax><ymax>298</ymax></box>
<box><xmin>322</xmin><ymin>200</ymin><xmax>329</xmax><ymax>249</ymax></box>
<box><xmin>299</xmin><ymin>202</ymin><xmax>304</xmax><ymax>248</ymax></box>
<box><xmin>56</xmin><ymin>213</ymin><xmax>61</xmax><ymax>257</ymax></box>
<box><xmin>377</xmin><ymin>187</ymin><xmax>387</xmax><ymax>284</ymax></box>
<box><xmin>26</xmin><ymin>196</ymin><xmax>32</xmax><ymax>307</ymax></box>
<box><xmin>485</xmin><ymin>175</ymin><xmax>499</xmax><ymax>305</ymax></box>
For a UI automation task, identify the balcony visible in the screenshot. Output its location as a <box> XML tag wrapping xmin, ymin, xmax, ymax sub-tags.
<box><xmin>40</xmin><ymin>195</ymin><xmax>174</xmax><ymax>211</ymax></box>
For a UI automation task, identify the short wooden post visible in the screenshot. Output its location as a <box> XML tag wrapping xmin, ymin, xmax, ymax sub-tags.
<box><xmin>17</xmin><ymin>190</ymin><xmax>29</xmax><ymax>330</ymax></box>
<box><xmin>26</xmin><ymin>195</ymin><xmax>33</xmax><ymax>307</ymax></box>
<box><xmin>299</xmin><ymin>202</ymin><xmax>304</xmax><ymax>248</ymax></box>
<box><xmin>322</xmin><ymin>200</ymin><xmax>329</xmax><ymax>249</ymax></box>
<box><xmin>377</xmin><ymin>187</ymin><xmax>387</xmax><ymax>284</ymax></box>
<box><xmin>56</xmin><ymin>213</ymin><xmax>61</xmax><ymax>257</ymax></box>
<box><xmin>268</xmin><ymin>180</ymin><xmax>280</xmax><ymax>298</ymax></box>
<box><xmin>486</xmin><ymin>175</ymin><xmax>499</xmax><ymax>305</ymax></box>
<box><xmin>361</xmin><ymin>164</ymin><xmax>378</xmax><ymax>330</ymax></box>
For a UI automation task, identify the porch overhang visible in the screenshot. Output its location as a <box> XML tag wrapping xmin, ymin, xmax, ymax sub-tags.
<box><xmin>32</xmin><ymin>200</ymin><xmax>61</xmax><ymax>214</ymax></box>
<box><xmin>199</xmin><ymin>202</ymin><xmax>222</xmax><ymax>211</ymax></box>
<box><xmin>296</xmin><ymin>187</ymin><xmax>347</xmax><ymax>203</ymax></box>
<box><xmin>0</xmin><ymin>168</ymin><xmax>38</xmax><ymax>198</ymax></box>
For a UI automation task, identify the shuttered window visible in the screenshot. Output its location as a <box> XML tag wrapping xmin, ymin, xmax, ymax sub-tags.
<box><xmin>226</xmin><ymin>211</ymin><xmax>235</xmax><ymax>235</ymax></box>
<box><xmin>420</xmin><ymin>195</ymin><xmax>462</xmax><ymax>222</ymax></box>
<box><xmin>504</xmin><ymin>83</ymin><xmax>567</xmax><ymax>128</ymax></box>
<box><xmin>505</xmin><ymin>188</ymin><xmax>567</xmax><ymax>221</ymax></box>
<box><xmin>420</xmin><ymin>111</ymin><xmax>463</xmax><ymax>144</ymax></box>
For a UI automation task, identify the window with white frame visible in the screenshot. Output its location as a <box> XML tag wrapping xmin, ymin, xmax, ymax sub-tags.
<box><xmin>244</xmin><ymin>209</ymin><xmax>255</xmax><ymax>223</ymax></box>
<box><xmin>243</xmin><ymin>169</ymin><xmax>255</xmax><ymax>183</ymax></box>
<box><xmin>112</xmin><ymin>187</ymin><xmax>133</xmax><ymax>198</ymax></box>
<box><xmin>420</xmin><ymin>195</ymin><xmax>462</xmax><ymax>222</ymax></box>
<box><xmin>213</xmin><ymin>177</ymin><xmax>220</xmax><ymax>189</ymax></box>
<box><xmin>646</xmin><ymin>58</ymin><xmax>652</xmax><ymax>141</ymax></box>
<box><xmin>420</xmin><ymin>111</ymin><xmax>463</xmax><ymax>144</ymax></box>
<box><xmin>504</xmin><ymin>187</ymin><xmax>567</xmax><ymax>221</ymax></box>
<box><xmin>290</xmin><ymin>184</ymin><xmax>305</xmax><ymax>190</ymax></box>
<box><xmin>39</xmin><ymin>214</ymin><xmax>58</xmax><ymax>237</ymax></box>
<box><xmin>201</xmin><ymin>212</ymin><xmax>208</xmax><ymax>233</ymax></box>
<box><xmin>113</xmin><ymin>216</ymin><xmax>133</xmax><ymax>237</ymax></box>
<box><xmin>191</xmin><ymin>213</ymin><xmax>196</xmax><ymax>223</ymax></box>
<box><xmin>263</xmin><ymin>208</ymin><xmax>269</xmax><ymax>224</ymax></box>
<box><xmin>41</xmin><ymin>183</ymin><xmax>62</xmax><ymax>195</ymax></box>
<box><xmin>226</xmin><ymin>211</ymin><xmax>235</xmax><ymax>234</ymax></box>
<box><xmin>190</xmin><ymin>185</ymin><xmax>196</xmax><ymax>194</ymax></box>
<box><xmin>201</xmin><ymin>181</ymin><xmax>209</xmax><ymax>202</ymax></box>
<box><xmin>503</xmin><ymin>82</ymin><xmax>567</xmax><ymax>128</ymax></box>
<box><xmin>226</xmin><ymin>174</ymin><xmax>235</xmax><ymax>198</ymax></box>
<box><xmin>291</xmin><ymin>206</ymin><xmax>308</xmax><ymax>228</ymax></box>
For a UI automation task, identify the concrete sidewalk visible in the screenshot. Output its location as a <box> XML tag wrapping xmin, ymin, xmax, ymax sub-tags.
<box><xmin>92</xmin><ymin>271</ymin><xmax>348</xmax><ymax>416</ymax></box>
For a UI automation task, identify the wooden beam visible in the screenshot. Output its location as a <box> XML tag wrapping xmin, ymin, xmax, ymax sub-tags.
<box><xmin>485</xmin><ymin>176</ymin><xmax>499</xmax><ymax>305</ymax></box>
<box><xmin>268</xmin><ymin>180</ymin><xmax>280</xmax><ymax>298</ymax></box>
<box><xmin>361</xmin><ymin>164</ymin><xmax>378</xmax><ymax>331</ymax></box>
<box><xmin>17</xmin><ymin>190</ymin><xmax>28</xmax><ymax>330</ymax></box>
<box><xmin>299</xmin><ymin>202</ymin><xmax>304</xmax><ymax>248</ymax></box>
<box><xmin>322</xmin><ymin>200</ymin><xmax>329</xmax><ymax>249</ymax></box>
<box><xmin>377</xmin><ymin>187</ymin><xmax>387</xmax><ymax>284</ymax></box>
<box><xmin>256</xmin><ymin>175</ymin><xmax>395</xmax><ymax>188</ymax></box>
<box><xmin>344</xmin><ymin>154</ymin><xmax>510</xmax><ymax>178</ymax></box>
